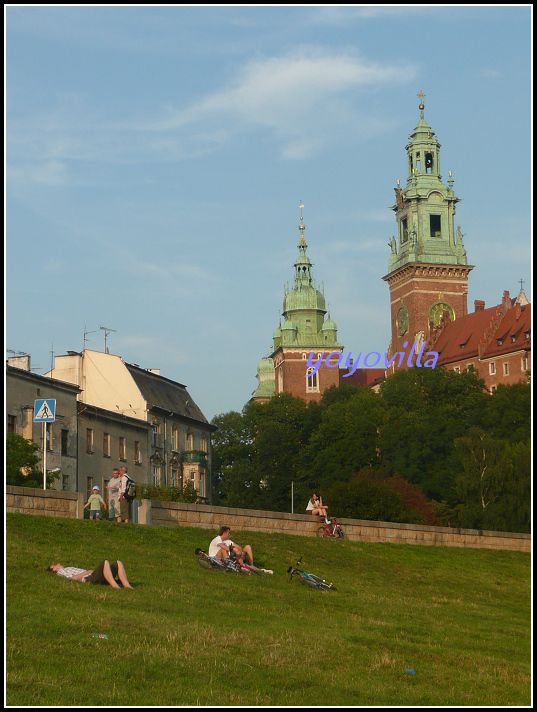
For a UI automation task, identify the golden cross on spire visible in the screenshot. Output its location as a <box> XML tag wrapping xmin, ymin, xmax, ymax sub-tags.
<box><xmin>417</xmin><ymin>91</ymin><xmax>425</xmax><ymax>101</ymax></box>
<box><xmin>298</xmin><ymin>200</ymin><xmax>307</xmax><ymax>247</ymax></box>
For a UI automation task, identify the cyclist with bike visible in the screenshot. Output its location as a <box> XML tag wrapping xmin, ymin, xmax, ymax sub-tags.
<box><xmin>208</xmin><ymin>526</ymin><xmax>254</xmax><ymax>568</ymax></box>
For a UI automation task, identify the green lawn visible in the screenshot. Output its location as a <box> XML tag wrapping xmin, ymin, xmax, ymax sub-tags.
<box><xmin>6</xmin><ymin>513</ymin><xmax>531</xmax><ymax>706</ymax></box>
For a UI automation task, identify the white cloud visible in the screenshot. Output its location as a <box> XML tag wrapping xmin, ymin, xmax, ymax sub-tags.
<box><xmin>7</xmin><ymin>47</ymin><xmax>418</xmax><ymax>183</ymax></box>
<box><xmin>144</xmin><ymin>47</ymin><xmax>417</xmax><ymax>158</ymax></box>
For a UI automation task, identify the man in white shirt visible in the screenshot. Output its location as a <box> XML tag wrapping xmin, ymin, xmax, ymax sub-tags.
<box><xmin>208</xmin><ymin>526</ymin><xmax>273</xmax><ymax>574</ymax></box>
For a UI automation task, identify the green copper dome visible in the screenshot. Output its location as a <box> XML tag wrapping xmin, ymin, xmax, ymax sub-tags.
<box><xmin>322</xmin><ymin>317</ymin><xmax>337</xmax><ymax>331</ymax></box>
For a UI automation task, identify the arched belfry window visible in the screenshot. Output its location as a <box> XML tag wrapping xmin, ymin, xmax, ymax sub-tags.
<box><xmin>425</xmin><ymin>152</ymin><xmax>433</xmax><ymax>173</ymax></box>
<box><xmin>401</xmin><ymin>217</ymin><xmax>408</xmax><ymax>244</ymax></box>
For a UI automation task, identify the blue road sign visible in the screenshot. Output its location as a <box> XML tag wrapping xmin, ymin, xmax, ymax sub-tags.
<box><xmin>34</xmin><ymin>399</ymin><xmax>56</xmax><ymax>422</ymax></box>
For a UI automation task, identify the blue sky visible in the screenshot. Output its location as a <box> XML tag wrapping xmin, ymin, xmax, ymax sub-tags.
<box><xmin>6</xmin><ymin>6</ymin><xmax>531</xmax><ymax>421</ymax></box>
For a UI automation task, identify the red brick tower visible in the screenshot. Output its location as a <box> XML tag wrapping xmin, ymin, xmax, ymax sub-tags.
<box><xmin>382</xmin><ymin>94</ymin><xmax>473</xmax><ymax>368</ymax></box>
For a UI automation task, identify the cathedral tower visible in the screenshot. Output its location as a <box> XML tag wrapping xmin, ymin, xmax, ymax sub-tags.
<box><xmin>252</xmin><ymin>207</ymin><xmax>343</xmax><ymax>403</ymax></box>
<box><xmin>382</xmin><ymin>94</ymin><xmax>474</xmax><ymax>364</ymax></box>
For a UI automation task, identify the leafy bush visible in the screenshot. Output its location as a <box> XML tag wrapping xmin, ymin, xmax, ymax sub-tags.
<box><xmin>135</xmin><ymin>482</ymin><xmax>198</xmax><ymax>503</ymax></box>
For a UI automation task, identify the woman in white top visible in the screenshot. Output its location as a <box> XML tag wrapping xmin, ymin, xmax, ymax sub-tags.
<box><xmin>305</xmin><ymin>492</ymin><xmax>329</xmax><ymax>521</ymax></box>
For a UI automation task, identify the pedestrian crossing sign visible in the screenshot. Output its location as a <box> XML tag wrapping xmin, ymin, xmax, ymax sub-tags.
<box><xmin>34</xmin><ymin>399</ymin><xmax>56</xmax><ymax>422</ymax></box>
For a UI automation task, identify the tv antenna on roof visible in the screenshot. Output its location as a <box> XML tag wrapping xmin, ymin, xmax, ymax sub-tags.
<box><xmin>84</xmin><ymin>325</ymin><xmax>97</xmax><ymax>350</ymax></box>
<box><xmin>100</xmin><ymin>326</ymin><xmax>116</xmax><ymax>354</ymax></box>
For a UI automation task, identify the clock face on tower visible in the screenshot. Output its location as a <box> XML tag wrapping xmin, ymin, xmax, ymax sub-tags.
<box><xmin>428</xmin><ymin>301</ymin><xmax>455</xmax><ymax>327</ymax></box>
<box><xmin>396</xmin><ymin>306</ymin><xmax>409</xmax><ymax>335</ymax></box>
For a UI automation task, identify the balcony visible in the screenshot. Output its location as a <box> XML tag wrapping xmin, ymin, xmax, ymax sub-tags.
<box><xmin>182</xmin><ymin>450</ymin><xmax>207</xmax><ymax>464</ymax></box>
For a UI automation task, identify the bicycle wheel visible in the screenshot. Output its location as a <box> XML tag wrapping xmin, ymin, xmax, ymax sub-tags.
<box><xmin>316</xmin><ymin>525</ymin><xmax>329</xmax><ymax>538</ymax></box>
<box><xmin>197</xmin><ymin>556</ymin><xmax>213</xmax><ymax>571</ymax></box>
<box><xmin>336</xmin><ymin>527</ymin><xmax>345</xmax><ymax>539</ymax></box>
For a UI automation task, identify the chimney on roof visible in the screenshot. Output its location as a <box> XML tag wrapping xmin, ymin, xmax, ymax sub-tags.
<box><xmin>502</xmin><ymin>290</ymin><xmax>511</xmax><ymax>307</ymax></box>
<box><xmin>474</xmin><ymin>300</ymin><xmax>485</xmax><ymax>312</ymax></box>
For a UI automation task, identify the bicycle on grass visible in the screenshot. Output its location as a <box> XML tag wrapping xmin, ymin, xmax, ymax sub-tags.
<box><xmin>195</xmin><ymin>546</ymin><xmax>263</xmax><ymax>576</ymax></box>
<box><xmin>316</xmin><ymin>515</ymin><xmax>345</xmax><ymax>539</ymax></box>
<box><xmin>195</xmin><ymin>548</ymin><xmax>228</xmax><ymax>572</ymax></box>
<box><xmin>287</xmin><ymin>557</ymin><xmax>336</xmax><ymax>591</ymax></box>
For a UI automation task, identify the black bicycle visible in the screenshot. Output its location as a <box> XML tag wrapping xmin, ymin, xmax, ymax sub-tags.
<box><xmin>287</xmin><ymin>557</ymin><xmax>336</xmax><ymax>591</ymax></box>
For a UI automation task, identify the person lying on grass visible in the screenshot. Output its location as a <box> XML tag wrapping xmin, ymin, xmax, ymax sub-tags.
<box><xmin>208</xmin><ymin>526</ymin><xmax>272</xmax><ymax>574</ymax></box>
<box><xmin>46</xmin><ymin>559</ymin><xmax>133</xmax><ymax>588</ymax></box>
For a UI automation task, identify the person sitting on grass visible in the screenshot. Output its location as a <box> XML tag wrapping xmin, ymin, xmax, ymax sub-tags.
<box><xmin>83</xmin><ymin>485</ymin><xmax>106</xmax><ymax>521</ymax></box>
<box><xmin>46</xmin><ymin>560</ymin><xmax>133</xmax><ymax>588</ymax></box>
<box><xmin>208</xmin><ymin>526</ymin><xmax>273</xmax><ymax>574</ymax></box>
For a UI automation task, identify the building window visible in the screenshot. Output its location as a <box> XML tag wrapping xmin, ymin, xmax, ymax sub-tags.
<box><xmin>61</xmin><ymin>429</ymin><xmax>69</xmax><ymax>456</ymax></box>
<box><xmin>103</xmin><ymin>432</ymin><xmax>111</xmax><ymax>458</ymax></box>
<box><xmin>401</xmin><ymin>217</ymin><xmax>408</xmax><ymax>244</ymax></box>
<box><xmin>152</xmin><ymin>422</ymin><xmax>160</xmax><ymax>447</ymax></box>
<box><xmin>8</xmin><ymin>414</ymin><xmax>16</xmax><ymax>433</ymax></box>
<box><xmin>153</xmin><ymin>465</ymin><xmax>160</xmax><ymax>486</ymax></box>
<box><xmin>62</xmin><ymin>475</ymin><xmax>69</xmax><ymax>491</ymax></box>
<box><xmin>453</xmin><ymin>366</ymin><xmax>460</xmax><ymax>374</ymax></box>
<box><xmin>305</xmin><ymin>319</ymin><xmax>311</xmax><ymax>329</ymax></box>
<box><xmin>199</xmin><ymin>471</ymin><xmax>205</xmax><ymax>498</ymax></box>
<box><xmin>200</xmin><ymin>436</ymin><xmax>207</xmax><ymax>453</ymax></box>
<box><xmin>490</xmin><ymin>385</ymin><xmax>497</xmax><ymax>393</ymax></box>
<box><xmin>86</xmin><ymin>476</ymin><xmax>93</xmax><ymax>499</ymax></box>
<box><xmin>503</xmin><ymin>363</ymin><xmax>509</xmax><ymax>376</ymax></box>
<box><xmin>430</xmin><ymin>214</ymin><xmax>441</xmax><ymax>237</ymax></box>
<box><xmin>190</xmin><ymin>470</ymin><xmax>196</xmax><ymax>488</ymax></box>
<box><xmin>489</xmin><ymin>362</ymin><xmax>496</xmax><ymax>375</ymax></box>
<box><xmin>119</xmin><ymin>437</ymin><xmax>126</xmax><ymax>461</ymax></box>
<box><xmin>86</xmin><ymin>428</ymin><xmax>94</xmax><ymax>453</ymax></box>
<box><xmin>306</xmin><ymin>367</ymin><xmax>319</xmax><ymax>393</ymax></box>
<box><xmin>185</xmin><ymin>432</ymin><xmax>194</xmax><ymax>450</ymax></box>
<box><xmin>521</xmin><ymin>357</ymin><xmax>528</xmax><ymax>371</ymax></box>
<box><xmin>134</xmin><ymin>441</ymin><xmax>141</xmax><ymax>464</ymax></box>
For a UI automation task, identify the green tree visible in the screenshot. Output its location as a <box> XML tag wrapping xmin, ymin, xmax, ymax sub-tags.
<box><xmin>324</xmin><ymin>469</ymin><xmax>422</xmax><ymax>523</ymax></box>
<box><xmin>378</xmin><ymin>367</ymin><xmax>489</xmax><ymax>502</ymax></box>
<box><xmin>305</xmin><ymin>387</ymin><xmax>385</xmax><ymax>491</ymax></box>
<box><xmin>245</xmin><ymin>393</ymin><xmax>317</xmax><ymax>512</ymax></box>
<box><xmin>454</xmin><ymin>427</ymin><xmax>508</xmax><ymax>529</ymax></box>
<box><xmin>6</xmin><ymin>433</ymin><xmax>58</xmax><ymax>488</ymax></box>
<box><xmin>210</xmin><ymin>410</ymin><xmax>255</xmax><ymax>507</ymax></box>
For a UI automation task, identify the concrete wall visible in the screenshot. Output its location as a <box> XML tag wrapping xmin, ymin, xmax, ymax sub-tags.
<box><xmin>137</xmin><ymin>500</ymin><xmax>530</xmax><ymax>553</ymax></box>
<box><xmin>6</xmin><ymin>488</ymin><xmax>530</xmax><ymax>552</ymax></box>
<box><xmin>6</xmin><ymin>486</ymin><xmax>84</xmax><ymax>519</ymax></box>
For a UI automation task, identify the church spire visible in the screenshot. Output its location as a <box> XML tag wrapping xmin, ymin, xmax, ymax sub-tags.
<box><xmin>387</xmin><ymin>93</ymin><xmax>469</xmax><ymax>273</ymax></box>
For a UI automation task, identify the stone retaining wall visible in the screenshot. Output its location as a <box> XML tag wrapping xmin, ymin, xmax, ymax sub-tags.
<box><xmin>6</xmin><ymin>485</ymin><xmax>84</xmax><ymax>519</ymax></box>
<box><xmin>137</xmin><ymin>500</ymin><xmax>530</xmax><ymax>552</ymax></box>
<box><xmin>5</xmin><ymin>488</ymin><xmax>530</xmax><ymax>552</ymax></box>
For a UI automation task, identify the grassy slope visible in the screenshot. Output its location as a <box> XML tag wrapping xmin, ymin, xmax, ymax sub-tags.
<box><xmin>6</xmin><ymin>513</ymin><xmax>531</xmax><ymax>706</ymax></box>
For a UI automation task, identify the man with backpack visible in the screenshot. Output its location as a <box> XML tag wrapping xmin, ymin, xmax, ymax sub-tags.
<box><xmin>118</xmin><ymin>466</ymin><xmax>135</xmax><ymax>523</ymax></box>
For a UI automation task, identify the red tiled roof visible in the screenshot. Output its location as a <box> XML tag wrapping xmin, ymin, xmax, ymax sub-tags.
<box><xmin>339</xmin><ymin>368</ymin><xmax>385</xmax><ymax>387</ymax></box>
<box><xmin>482</xmin><ymin>303</ymin><xmax>531</xmax><ymax>359</ymax></box>
<box><xmin>434</xmin><ymin>299</ymin><xmax>531</xmax><ymax>366</ymax></box>
<box><xmin>434</xmin><ymin>305</ymin><xmax>499</xmax><ymax>364</ymax></box>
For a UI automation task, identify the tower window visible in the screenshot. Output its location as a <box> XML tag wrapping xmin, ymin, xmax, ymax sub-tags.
<box><xmin>305</xmin><ymin>319</ymin><xmax>311</xmax><ymax>328</ymax></box>
<box><xmin>306</xmin><ymin>367</ymin><xmax>319</xmax><ymax>393</ymax></box>
<box><xmin>416</xmin><ymin>152</ymin><xmax>421</xmax><ymax>173</ymax></box>
<box><xmin>401</xmin><ymin>217</ymin><xmax>408</xmax><ymax>244</ymax></box>
<box><xmin>425</xmin><ymin>152</ymin><xmax>433</xmax><ymax>173</ymax></box>
<box><xmin>430</xmin><ymin>214</ymin><xmax>441</xmax><ymax>237</ymax></box>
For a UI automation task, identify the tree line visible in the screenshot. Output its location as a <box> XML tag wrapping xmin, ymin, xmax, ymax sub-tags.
<box><xmin>210</xmin><ymin>367</ymin><xmax>531</xmax><ymax>533</ymax></box>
